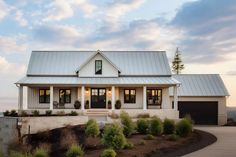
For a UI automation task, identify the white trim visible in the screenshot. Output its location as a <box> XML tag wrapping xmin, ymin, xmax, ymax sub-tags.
<box><xmin>50</xmin><ymin>86</ymin><xmax>53</xmax><ymax>110</ymax></box>
<box><xmin>112</xmin><ymin>86</ymin><xmax>115</xmax><ymax>110</ymax></box>
<box><xmin>143</xmin><ymin>86</ymin><xmax>147</xmax><ymax>110</ymax></box>
<box><xmin>81</xmin><ymin>86</ymin><xmax>85</xmax><ymax>110</ymax></box>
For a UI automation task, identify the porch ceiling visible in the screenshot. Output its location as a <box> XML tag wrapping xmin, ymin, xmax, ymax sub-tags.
<box><xmin>16</xmin><ymin>76</ymin><xmax>180</xmax><ymax>86</ymax></box>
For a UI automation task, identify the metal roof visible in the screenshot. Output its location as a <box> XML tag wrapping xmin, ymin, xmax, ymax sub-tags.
<box><xmin>26</xmin><ymin>51</ymin><xmax>171</xmax><ymax>76</ymax></box>
<box><xmin>16</xmin><ymin>76</ymin><xmax>179</xmax><ymax>85</ymax></box>
<box><xmin>169</xmin><ymin>74</ymin><xmax>229</xmax><ymax>97</ymax></box>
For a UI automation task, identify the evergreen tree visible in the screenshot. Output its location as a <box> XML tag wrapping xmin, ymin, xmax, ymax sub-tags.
<box><xmin>172</xmin><ymin>48</ymin><xmax>184</xmax><ymax>74</ymax></box>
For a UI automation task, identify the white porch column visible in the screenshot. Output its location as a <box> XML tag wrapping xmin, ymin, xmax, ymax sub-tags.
<box><xmin>50</xmin><ymin>86</ymin><xmax>53</xmax><ymax>110</ymax></box>
<box><xmin>112</xmin><ymin>86</ymin><xmax>115</xmax><ymax>110</ymax></box>
<box><xmin>18</xmin><ymin>85</ymin><xmax>23</xmax><ymax>110</ymax></box>
<box><xmin>143</xmin><ymin>86</ymin><xmax>147</xmax><ymax>110</ymax></box>
<box><xmin>173</xmin><ymin>85</ymin><xmax>178</xmax><ymax>110</ymax></box>
<box><xmin>81</xmin><ymin>86</ymin><xmax>85</xmax><ymax>110</ymax></box>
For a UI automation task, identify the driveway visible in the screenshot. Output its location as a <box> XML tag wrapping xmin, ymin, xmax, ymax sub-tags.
<box><xmin>183</xmin><ymin>126</ymin><xmax>236</xmax><ymax>157</ymax></box>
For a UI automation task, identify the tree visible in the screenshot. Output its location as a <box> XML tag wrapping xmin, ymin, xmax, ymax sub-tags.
<box><xmin>172</xmin><ymin>48</ymin><xmax>184</xmax><ymax>74</ymax></box>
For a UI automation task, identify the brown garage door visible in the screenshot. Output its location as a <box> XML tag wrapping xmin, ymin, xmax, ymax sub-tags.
<box><xmin>178</xmin><ymin>101</ymin><xmax>218</xmax><ymax>125</ymax></box>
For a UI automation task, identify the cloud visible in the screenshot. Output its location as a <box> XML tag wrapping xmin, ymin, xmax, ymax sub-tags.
<box><xmin>103</xmin><ymin>0</ymin><xmax>147</xmax><ymax>31</ymax></box>
<box><xmin>15</xmin><ymin>10</ymin><xmax>28</xmax><ymax>27</ymax></box>
<box><xmin>0</xmin><ymin>0</ymin><xmax>10</xmax><ymax>20</ymax></box>
<box><xmin>0</xmin><ymin>56</ymin><xmax>26</xmax><ymax>75</ymax></box>
<box><xmin>43</xmin><ymin>0</ymin><xmax>96</xmax><ymax>21</ymax></box>
<box><xmin>171</xmin><ymin>0</ymin><xmax>236</xmax><ymax>64</ymax></box>
<box><xmin>0</xmin><ymin>35</ymin><xmax>28</xmax><ymax>54</ymax></box>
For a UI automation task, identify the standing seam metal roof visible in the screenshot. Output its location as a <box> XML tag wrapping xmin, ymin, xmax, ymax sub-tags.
<box><xmin>26</xmin><ymin>51</ymin><xmax>172</xmax><ymax>76</ymax></box>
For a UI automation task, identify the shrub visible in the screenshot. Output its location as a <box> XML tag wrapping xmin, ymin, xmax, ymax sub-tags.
<box><xmin>107</xmin><ymin>100</ymin><xmax>112</xmax><ymax>109</ymax></box>
<box><xmin>143</xmin><ymin>134</ymin><xmax>154</xmax><ymax>140</ymax></box>
<box><xmin>150</xmin><ymin>116</ymin><xmax>163</xmax><ymax>136</ymax></box>
<box><xmin>167</xmin><ymin>134</ymin><xmax>179</xmax><ymax>141</ymax></box>
<box><xmin>9</xmin><ymin>151</ymin><xmax>31</xmax><ymax>157</ymax></box>
<box><xmin>3</xmin><ymin>110</ymin><xmax>10</xmax><ymax>116</ymax></box>
<box><xmin>163</xmin><ymin>119</ymin><xmax>175</xmax><ymax>134</ymax></box>
<box><xmin>85</xmin><ymin>119</ymin><xmax>100</xmax><ymax>138</ymax></box>
<box><xmin>0</xmin><ymin>150</ymin><xmax>3</xmax><ymax>157</ymax></box>
<box><xmin>115</xmin><ymin>100</ymin><xmax>121</xmax><ymax>109</ymax></box>
<box><xmin>45</xmin><ymin>110</ymin><xmax>52</xmax><ymax>116</ymax></box>
<box><xmin>102</xmin><ymin>123</ymin><xmax>126</xmax><ymax>150</ymax></box>
<box><xmin>10</xmin><ymin>110</ymin><xmax>18</xmax><ymax>117</ymax></box>
<box><xmin>33</xmin><ymin>148</ymin><xmax>48</xmax><ymax>157</ymax></box>
<box><xmin>66</xmin><ymin>144</ymin><xmax>84</xmax><ymax>157</ymax></box>
<box><xmin>138</xmin><ymin>140</ymin><xmax>146</xmax><ymax>145</ymax></box>
<box><xmin>70</xmin><ymin>111</ymin><xmax>78</xmax><ymax>116</ymax></box>
<box><xmin>60</xmin><ymin>129</ymin><xmax>77</xmax><ymax>149</ymax></box>
<box><xmin>19</xmin><ymin>111</ymin><xmax>28</xmax><ymax>117</ymax></box>
<box><xmin>137</xmin><ymin>113</ymin><xmax>150</xmax><ymax>118</ymax></box>
<box><xmin>120</xmin><ymin>111</ymin><xmax>135</xmax><ymax>137</ymax></box>
<box><xmin>74</xmin><ymin>100</ymin><xmax>81</xmax><ymax>109</ymax></box>
<box><xmin>184</xmin><ymin>114</ymin><xmax>194</xmax><ymax>125</ymax></box>
<box><xmin>32</xmin><ymin>110</ymin><xmax>40</xmax><ymax>116</ymax></box>
<box><xmin>176</xmin><ymin>118</ymin><xmax>192</xmax><ymax>137</ymax></box>
<box><xmin>137</xmin><ymin>119</ymin><xmax>149</xmax><ymax>134</ymax></box>
<box><xmin>123</xmin><ymin>142</ymin><xmax>134</xmax><ymax>149</ymax></box>
<box><xmin>101</xmin><ymin>148</ymin><xmax>116</xmax><ymax>157</ymax></box>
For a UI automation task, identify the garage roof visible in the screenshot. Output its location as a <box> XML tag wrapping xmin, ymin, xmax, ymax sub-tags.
<box><xmin>170</xmin><ymin>74</ymin><xmax>229</xmax><ymax>96</ymax></box>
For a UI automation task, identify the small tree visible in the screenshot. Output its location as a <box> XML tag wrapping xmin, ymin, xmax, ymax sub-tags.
<box><xmin>85</xmin><ymin>119</ymin><xmax>100</xmax><ymax>138</ymax></box>
<box><xmin>120</xmin><ymin>111</ymin><xmax>135</xmax><ymax>137</ymax></box>
<box><xmin>172</xmin><ymin>47</ymin><xmax>184</xmax><ymax>74</ymax></box>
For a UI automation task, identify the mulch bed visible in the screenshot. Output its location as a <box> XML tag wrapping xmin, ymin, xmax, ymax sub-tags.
<box><xmin>24</xmin><ymin>125</ymin><xmax>216</xmax><ymax>157</ymax></box>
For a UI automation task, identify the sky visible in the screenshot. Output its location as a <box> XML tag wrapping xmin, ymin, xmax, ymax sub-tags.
<box><xmin>0</xmin><ymin>0</ymin><xmax>236</xmax><ymax>111</ymax></box>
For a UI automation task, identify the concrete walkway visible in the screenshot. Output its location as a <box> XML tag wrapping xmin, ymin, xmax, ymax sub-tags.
<box><xmin>183</xmin><ymin>126</ymin><xmax>236</xmax><ymax>157</ymax></box>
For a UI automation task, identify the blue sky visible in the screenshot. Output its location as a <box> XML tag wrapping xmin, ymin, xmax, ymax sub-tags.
<box><xmin>0</xmin><ymin>0</ymin><xmax>236</xmax><ymax>111</ymax></box>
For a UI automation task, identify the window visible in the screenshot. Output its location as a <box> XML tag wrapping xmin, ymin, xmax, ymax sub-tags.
<box><xmin>39</xmin><ymin>89</ymin><xmax>50</xmax><ymax>103</ymax></box>
<box><xmin>147</xmin><ymin>89</ymin><xmax>162</xmax><ymax>108</ymax></box>
<box><xmin>59</xmin><ymin>89</ymin><xmax>71</xmax><ymax>104</ymax></box>
<box><xmin>124</xmin><ymin>89</ymin><xmax>136</xmax><ymax>103</ymax></box>
<box><xmin>95</xmin><ymin>60</ymin><xmax>102</xmax><ymax>74</ymax></box>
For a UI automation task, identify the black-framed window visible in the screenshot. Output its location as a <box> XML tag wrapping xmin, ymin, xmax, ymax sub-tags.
<box><xmin>95</xmin><ymin>60</ymin><xmax>102</xmax><ymax>74</ymax></box>
<box><xmin>124</xmin><ymin>89</ymin><xmax>136</xmax><ymax>103</ymax></box>
<box><xmin>59</xmin><ymin>89</ymin><xmax>71</xmax><ymax>104</ymax></box>
<box><xmin>147</xmin><ymin>89</ymin><xmax>162</xmax><ymax>108</ymax></box>
<box><xmin>39</xmin><ymin>89</ymin><xmax>50</xmax><ymax>103</ymax></box>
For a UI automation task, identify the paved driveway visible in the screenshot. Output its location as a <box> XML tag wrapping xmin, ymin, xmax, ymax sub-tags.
<box><xmin>183</xmin><ymin>126</ymin><xmax>236</xmax><ymax>157</ymax></box>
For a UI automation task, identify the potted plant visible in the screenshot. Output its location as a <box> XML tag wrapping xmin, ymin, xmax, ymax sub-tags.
<box><xmin>74</xmin><ymin>100</ymin><xmax>81</xmax><ymax>109</ymax></box>
<box><xmin>108</xmin><ymin>100</ymin><xmax>112</xmax><ymax>109</ymax></box>
<box><xmin>85</xmin><ymin>100</ymin><xmax>90</xmax><ymax>109</ymax></box>
<box><xmin>115</xmin><ymin>100</ymin><xmax>121</xmax><ymax>109</ymax></box>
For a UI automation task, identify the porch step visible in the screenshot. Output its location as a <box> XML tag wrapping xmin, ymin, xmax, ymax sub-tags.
<box><xmin>88</xmin><ymin>115</ymin><xmax>108</xmax><ymax>122</ymax></box>
<box><xmin>85</xmin><ymin>109</ymin><xmax>109</xmax><ymax>116</ymax></box>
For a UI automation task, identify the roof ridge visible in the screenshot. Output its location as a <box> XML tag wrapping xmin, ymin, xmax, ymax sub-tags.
<box><xmin>32</xmin><ymin>50</ymin><xmax>166</xmax><ymax>53</ymax></box>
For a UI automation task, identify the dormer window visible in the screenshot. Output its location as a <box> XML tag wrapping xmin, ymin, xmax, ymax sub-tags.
<box><xmin>95</xmin><ymin>60</ymin><xmax>102</xmax><ymax>75</ymax></box>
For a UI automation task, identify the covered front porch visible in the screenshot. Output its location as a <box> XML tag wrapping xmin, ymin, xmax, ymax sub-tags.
<box><xmin>17</xmin><ymin>84</ymin><xmax>179</xmax><ymax>113</ymax></box>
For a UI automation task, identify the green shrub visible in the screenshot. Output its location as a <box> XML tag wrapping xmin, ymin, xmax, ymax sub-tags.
<box><xmin>66</xmin><ymin>144</ymin><xmax>84</xmax><ymax>157</ymax></box>
<box><xmin>137</xmin><ymin>119</ymin><xmax>149</xmax><ymax>134</ymax></box>
<box><xmin>45</xmin><ymin>110</ymin><xmax>52</xmax><ymax>116</ymax></box>
<box><xmin>184</xmin><ymin>114</ymin><xmax>194</xmax><ymax>125</ymax></box>
<box><xmin>10</xmin><ymin>110</ymin><xmax>18</xmax><ymax>117</ymax></box>
<box><xmin>167</xmin><ymin>134</ymin><xmax>179</xmax><ymax>141</ymax></box>
<box><xmin>143</xmin><ymin>134</ymin><xmax>154</xmax><ymax>140</ymax></box>
<box><xmin>9</xmin><ymin>151</ymin><xmax>30</xmax><ymax>157</ymax></box>
<box><xmin>138</xmin><ymin>140</ymin><xmax>146</xmax><ymax>145</ymax></box>
<box><xmin>123</xmin><ymin>142</ymin><xmax>134</xmax><ymax>149</ymax></box>
<box><xmin>70</xmin><ymin>111</ymin><xmax>78</xmax><ymax>116</ymax></box>
<box><xmin>137</xmin><ymin>113</ymin><xmax>150</xmax><ymax>118</ymax></box>
<box><xmin>150</xmin><ymin>116</ymin><xmax>163</xmax><ymax>136</ymax></box>
<box><xmin>101</xmin><ymin>148</ymin><xmax>116</xmax><ymax>157</ymax></box>
<box><xmin>85</xmin><ymin>119</ymin><xmax>100</xmax><ymax>137</ymax></box>
<box><xmin>120</xmin><ymin>111</ymin><xmax>135</xmax><ymax>137</ymax></box>
<box><xmin>32</xmin><ymin>110</ymin><xmax>40</xmax><ymax>116</ymax></box>
<box><xmin>0</xmin><ymin>150</ymin><xmax>3</xmax><ymax>157</ymax></box>
<box><xmin>33</xmin><ymin>148</ymin><xmax>48</xmax><ymax>157</ymax></box>
<box><xmin>74</xmin><ymin>100</ymin><xmax>81</xmax><ymax>109</ymax></box>
<box><xmin>176</xmin><ymin>118</ymin><xmax>192</xmax><ymax>137</ymax></box>
<box><xmin>3</xmin><ymin>110</ymin><xmax>10</xmax><ymax>116</ymax></box>
<box><xmin>102</xmin><ymin>123</ymin><xmax>126</xmax><ymax>150</ymax></box>
<box><xmin>163</xmin><ymin>118</ymin><xmax>175</xmax><ymax>135</ymax></box>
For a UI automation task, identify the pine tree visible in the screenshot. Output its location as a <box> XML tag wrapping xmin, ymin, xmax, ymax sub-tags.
<box><xmin>172</xmin><ymin>48</ymin><xmax>184</xmax><ymax>74</ymax></box>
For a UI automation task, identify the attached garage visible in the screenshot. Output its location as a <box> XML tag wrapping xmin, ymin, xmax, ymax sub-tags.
<box><xmin>178</xmin><ymin>101</ymin><xmax>218</xmax><ymax>125</ymax></box>
<box><xmin>170</xmin><ymin>74</ymin><xmax>229</xmax><ymax>125</ymax></box>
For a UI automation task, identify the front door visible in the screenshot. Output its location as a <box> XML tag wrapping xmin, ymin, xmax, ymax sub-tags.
<box><xmin>91</xmin><ymin>88</ymin><xmax>106</xmax><ymax>108</ymax></box>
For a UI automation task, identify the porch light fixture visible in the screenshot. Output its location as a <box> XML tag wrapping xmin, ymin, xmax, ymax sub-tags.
<box><xmin>85</xmin><ymin>88</ymin><xmax>89</xmax><ymax>94</ymax></box>
<box><xmin>108</xmin><ymin>89</ymin><xmax>111</xmax><ymax>95</ymax></box>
